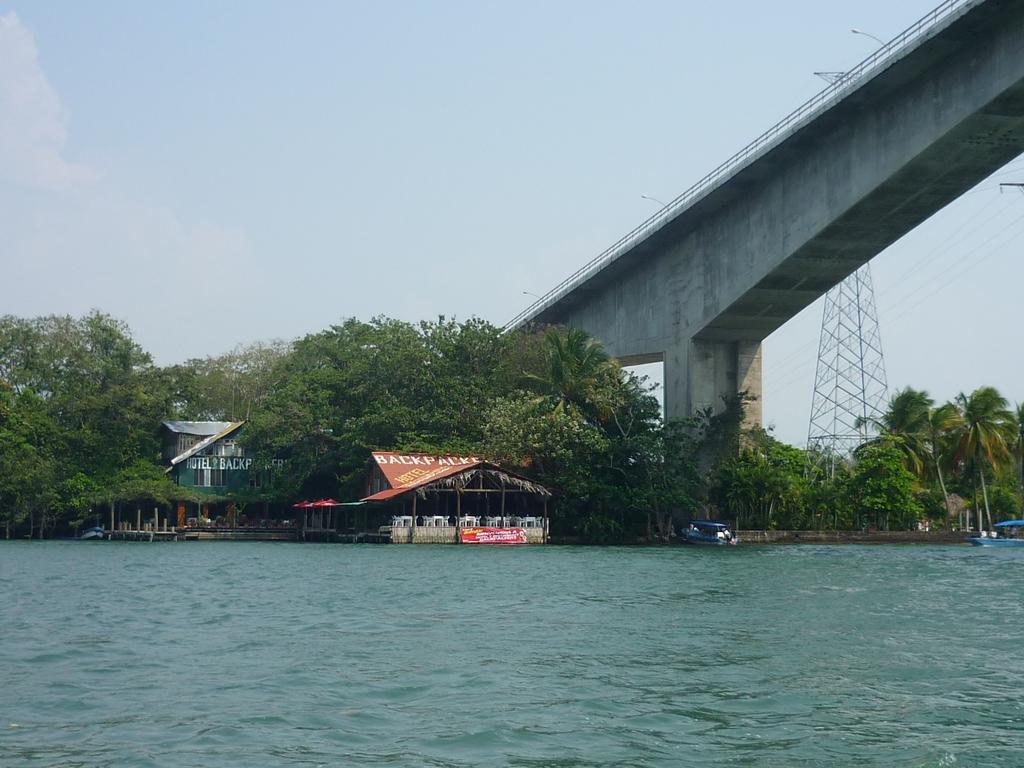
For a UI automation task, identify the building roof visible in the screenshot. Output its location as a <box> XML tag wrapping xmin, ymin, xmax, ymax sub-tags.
<box><xmin>361</xmin><ymin>451</ymin><xmax>550</xmax><ymax>502</ymax></box>
<box><xmin>162</xmin><ymin>420</ymin><xmax>234</xmax><ymax>436</ymax></box>
<box><xmin>369</xmin><ymin>452</ymin><xmax>482</xmax><ymax>494</ymax></box>
<box><xmin>169</xmin><ymin>421</ymin><xmax>246</xmax><ymax>466</ymax></box>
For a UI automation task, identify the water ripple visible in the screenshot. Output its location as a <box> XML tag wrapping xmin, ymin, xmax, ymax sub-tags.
<box><xmin>2</xmin><ymin>542</ymin><xmax>1023</xmax><ymax>766</ymax></box>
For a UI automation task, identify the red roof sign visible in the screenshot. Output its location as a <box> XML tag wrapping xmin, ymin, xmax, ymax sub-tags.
<box><xmin>363</xmin><ymin>452</ymin><xmax>482</xmax><ymax>501</ymax></box>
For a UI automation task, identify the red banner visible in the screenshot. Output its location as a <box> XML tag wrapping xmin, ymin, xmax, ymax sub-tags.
<box><xmin>459</xmin><ymin>527</ymin><xmax>528</xmax><ymax>545</ymax></box>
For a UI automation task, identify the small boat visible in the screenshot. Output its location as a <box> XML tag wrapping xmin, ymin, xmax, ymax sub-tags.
<box><xmin>969</xmin><ymin>519</ymin><xmax>1024</xmax><ymax>547</ymax></box>
<box><xmin>58</xmin><ymin>527</ymin><xmax>106</xmax><ymax>541</ymax></box>
<box><xmin>681</xmin><ymin>520</ymin><xmax>737</xmax><ymax>546</ymax></box>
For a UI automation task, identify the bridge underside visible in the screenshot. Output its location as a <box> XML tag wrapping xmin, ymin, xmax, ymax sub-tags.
<box><xmin>525</xmin><ymin>0</ymin><xmax>1024</xmax><ymax>425</ymax></box>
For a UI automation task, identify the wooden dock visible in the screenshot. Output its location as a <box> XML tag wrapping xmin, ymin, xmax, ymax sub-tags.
<box><xmin>109</xmin><ymin>530</ymin><xmax>181</xmax><ymax>542</ymax></box>
<box><xmin>183</xmin><ymin>528</ymin><xmax>296</xmax><ymax>542</ymax></box>
<box><xmin>105</xmin><ymin>526</ymin><xmax>389</xmax><ymax>543</ymax></box>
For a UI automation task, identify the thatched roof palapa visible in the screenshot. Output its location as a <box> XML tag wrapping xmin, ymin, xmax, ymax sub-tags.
<box><xmin>416</xmin><ymin>466</ymin><xmax>551</xmax><ymax>499</ymax></box>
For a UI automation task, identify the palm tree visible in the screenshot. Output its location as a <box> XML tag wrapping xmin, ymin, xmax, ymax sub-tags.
<box><xmin>525</xmin><ymin>328</ymin><xmax>621</xmax><ymax>423</ymax></box>
<box><xmin>863</xmin><ymin>388</ymin><xmax>932</xmax><ymax>478</ymax></box>
<box><xmin>924</xmin><ymin>403</ymin><xmax>960</xmax><ymax>528</ymax></box>
<box><xmin>1013</xmin><ymin>402</ymin><xmax>1024</xmax><ymax>496</ymax></box>
<box><xmin>952</xmin><ymin>387</ymin><xmax>1015</xmax><ymax>533</ymax></box>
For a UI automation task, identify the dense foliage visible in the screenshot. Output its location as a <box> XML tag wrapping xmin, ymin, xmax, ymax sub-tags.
<box><xmin>2</xmin><ymin>312</ymin><xmax>1020</xmax><ymax>539</ymax></box>
<box><xmin>0</xmin><ymin>313</ymin><xmax>188</xmax><ymax>537</ymax></box>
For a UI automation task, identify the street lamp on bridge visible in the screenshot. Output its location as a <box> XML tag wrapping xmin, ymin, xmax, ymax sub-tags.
<box><xmin>640</xmin><ymin>194</ymin><xmax>669</xmax><ymax>209</ymax></box>
<box><xmin>850</xmin><ymin>28</ymin><xmax>886</xmax><ymax>46</ymax></box>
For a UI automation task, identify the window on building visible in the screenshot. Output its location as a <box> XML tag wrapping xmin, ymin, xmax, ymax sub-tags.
<box><xmin>214</xmin><ymin>440</ymin><xmax>241</xmax><ymax>458</ymax></box>
<box><xmin>193</xmin><ymin>468</ymin><xmax>211</xmax><ymax>487</ymax></box>
<box><xmin>210</xmin><ymin>468</ymin><xmax>225</xmax><ymax>487</ymax></box>
<box><xmin>249</xmin><ymin>472</ymin><xmax>262</xmax><ymax>489</ymax></box>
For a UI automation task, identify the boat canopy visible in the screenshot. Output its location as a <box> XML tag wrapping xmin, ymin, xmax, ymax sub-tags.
<box><xmin>691</xmin><ymin>521</ymin><xmax>730</xmax><ymax>530</ymax></box>
<box><xmin>994</xmin><ymin>520</ymin><xmax>1024</xmax><ymax>528</ymax></box>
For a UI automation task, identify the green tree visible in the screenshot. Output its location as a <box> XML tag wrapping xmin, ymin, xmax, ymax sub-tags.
<box><xmin>168</xmin><ymin>341</ymin><xmax>291</xmax><ymax>421</ymax></box>
<box><xmin>523</xmin><ymin>327</ymin><xmax>622</xmax><ymax>424</ymax></box>
<box><xmin>244</xmin><ymin>317</ymin><xmax>516</xmax><ymax>501</ymax></box>
<box><xmin>924</xmin><ymin>403</ymin><xmax>960</xmax><ymax>527</ymax></box>
<box><xmin>477</xmin><ymin>327</ymin><xmax>697</xmax><ymax>542</ymax></box>
<box><xmin>708</xmin><ymin>433</ymin><xmax>808</xmax><ymax>530</ymax></box>
<box><xmin>952</xmin><ymin>386</ymin><xmax>1014</xmax><ymax>532</ymax></box>
<box><xmin>0</xmin><ymin>312</ymin><xmax>179</xmax><ymax>536</ymax></box>
<box><xmin>850</xmin><ymin>438</ymin><xmax>922</xmax><ymax>530</ymax></box>
<box><xmin>864</xmin><ymin>388</ymin><xmax>933</xmax><ymax>478</ymax></box>
<box><xmin>1012</xmin><ymin>402</ymin><xmax>1024</xmax><ymax>498</ymax></box>
<box><xmin>481</xmin><ymin>391</ymin><xmax>610</xmax><ymax>537</ymax></box>
<box><xmin>0</xmin><ymin>387</ymin><xmax>59</xmax><ymax>537</ymax></box>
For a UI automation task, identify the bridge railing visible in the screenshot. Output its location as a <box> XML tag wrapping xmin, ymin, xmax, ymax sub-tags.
<box><xmin>505</xmin><ymin>0</ymin><xmax>980</xmax><ymax>330</ymax></box>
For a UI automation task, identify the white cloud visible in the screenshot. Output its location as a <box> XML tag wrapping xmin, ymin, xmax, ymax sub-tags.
<box><xmin>0</xmin><ymin>11</ymin><xmax>256</xmax><ymax>363</ymax></box>
<box><xmin>0</xmin><ymin>12</ymin><xmax>91</xmax><ymax>190</ymax></box>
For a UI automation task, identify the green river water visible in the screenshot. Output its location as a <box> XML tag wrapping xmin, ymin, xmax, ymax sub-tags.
<box><xmin>1</xmin><ymin>542</ymin><xmax>1021</xmax><ymax>767</ymax></box>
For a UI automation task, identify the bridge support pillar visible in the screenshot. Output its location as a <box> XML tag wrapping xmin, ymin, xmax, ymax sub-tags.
<box><xmin>737</xmin><ymin>340</ymin><xmax>763</xmax><ymax>428</ymax></box>
<box><xmin>664</xmin><ymin>339</ymin><xmax>762</xmax><ymax>427</ymax></box>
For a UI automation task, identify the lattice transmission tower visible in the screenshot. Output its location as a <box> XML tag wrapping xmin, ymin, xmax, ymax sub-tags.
<box><xmin>806</xmin><ymin>263</ymin><xmax>888</xmax><ymax>477</ymax></box>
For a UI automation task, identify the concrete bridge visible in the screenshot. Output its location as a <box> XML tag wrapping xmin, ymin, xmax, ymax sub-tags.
<box><xmin>508</xmin><ymin>0</ymin><xmax>1024</xmax><ymax>424</ymax></box>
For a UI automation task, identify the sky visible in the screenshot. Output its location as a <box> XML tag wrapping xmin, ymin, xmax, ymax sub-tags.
<box><xmin>2</xmin><ymin>1</ymin><xmax>1023</xmax><ymax>447</ymax></box>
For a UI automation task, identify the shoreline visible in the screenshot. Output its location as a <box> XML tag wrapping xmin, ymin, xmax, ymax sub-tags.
<box><xmin>548</xmin><ymin>530</ymin><xmax>976</xmax><ymax>546</ymax></box>
<box><xmin>734</xmin><ymin>529</ymin><xmax>972</xmax><ymax>545</ymax></box>
<box><xmin>1</xmin><ymin>529</ymin><xmax>978</xmax><ymax>546</ymax></box>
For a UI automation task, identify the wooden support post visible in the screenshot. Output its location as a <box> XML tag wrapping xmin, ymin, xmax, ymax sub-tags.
<box><xmin>136</xmin><ymin>508</ymin><xmax>141</xmax><ymax>531</ymax></box>
<box><xmin>109</xmin><ymin>501</ymin><xmax>115</xmax><ymax>532</ymax></box>
<box><xmin>412</xmin><ymin>493</ymin><xmax>418</xmax><ymax>543</ymax></box>
<box><xmin>500</xmin><ymin>480</ymin><xmax>506</xmax><ymax>527</ymax></box>
<box><xmin>543</xmin><ymin>499</ymin><xmax>548</xmax><ymax>544</ymax></box>
<box><xmin>456</xmin><ymin>486</ymin><xmax>462</xmax><ymax>544</ymax></box>
<box><xmin>153</xmin><ymin>507</ymin><xmax>159</xmax><ymax>533</ymax></box>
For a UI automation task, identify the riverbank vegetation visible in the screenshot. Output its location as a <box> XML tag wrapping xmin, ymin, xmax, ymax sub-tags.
<box><xmin>1</xmin><ymin>312</ymin><xmax>1020</xmax><ymax>540</ymax></box>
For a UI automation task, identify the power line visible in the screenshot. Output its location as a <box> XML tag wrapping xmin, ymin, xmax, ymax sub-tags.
<box><xmin>767</xmin><ymin>200</ymin><xmax>1024</xmax><ymax>408</ymax></box>
<box><xmin>767</xmin><ymin>174</ymin><xmax>1024</xmax><ymax>387</ymax></box>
